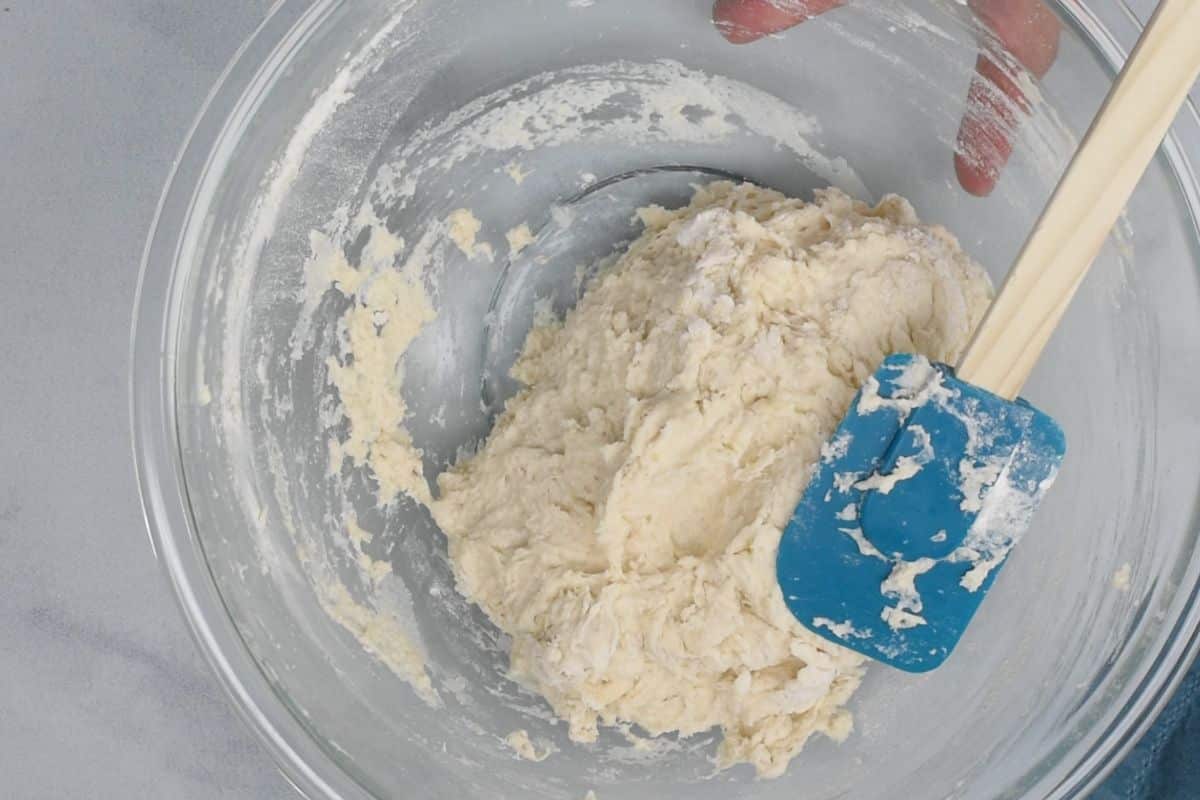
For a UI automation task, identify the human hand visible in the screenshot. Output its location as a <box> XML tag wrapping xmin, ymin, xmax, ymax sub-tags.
<box><xmin>712</xmin><ymin>0</ymin><xmax>1062</xmax><ymax>196</ymax></box>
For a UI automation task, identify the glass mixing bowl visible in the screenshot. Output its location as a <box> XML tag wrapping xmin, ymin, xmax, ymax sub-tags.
<box><xmin>131</xmin><ymin>1</ymin><xmax>1200</xmax><ymax>798</ymax></box>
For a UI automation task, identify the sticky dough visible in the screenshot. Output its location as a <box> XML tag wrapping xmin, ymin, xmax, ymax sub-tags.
<box><xmin>431</xmin><ymin>182</ymin><xmax>993</xmax><ymax>776</ymax></box>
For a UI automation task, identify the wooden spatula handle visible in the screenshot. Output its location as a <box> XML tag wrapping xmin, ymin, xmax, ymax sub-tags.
<box><xmin>956</xmin><ymin>0</ymin><xmax>1200</xmax><ymax>400</ymax></box>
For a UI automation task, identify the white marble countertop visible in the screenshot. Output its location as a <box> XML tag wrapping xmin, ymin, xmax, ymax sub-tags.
<box><xmin>0</xmin><ymin>2</ymin><xmax>295</xmax><ymax>796</ymax></box>
<box><xmin>0</xmin><ymin>0</ymin><xmax>1182</xmax><ymax>798</ymax></box>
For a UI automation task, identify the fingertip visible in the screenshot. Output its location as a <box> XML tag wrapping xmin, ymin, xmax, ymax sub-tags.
<box><xmin>715</xmin><ymin>26</ymin><xmax>762</xmax><ymax>45</ymax></box>
<box><xmin>714</xmin><ymin>21</ymin><xmax>766</xmax><ymax>44</ymax></box>
<box><xmin>954</xmin><ymin>152</ymin><xmax>997</xmax><ymax>197</ymax></box>
<box><xmin>713</xmin><ymin>0</ymin><xmax>765</xmax><ymax>43</ymax></box>
<box><xmin>969</xmin><ymin>0</ymin><xmax>1062</xmax><ymax>77</ymax></box>
<box><xmin>954</xmin><ymin>59</ymin><xmax>1018</xmax><ymax>198</ymax></box>
<box><xmin>713</xmin><ymin>0</ymin><xmax>841</xmax><ymax>44</ymax></box>
<box><xmin>955</xmin><ymin>107</ymin><xmax>1008</xmax><ymax>197</ymax></box>
<box><xmin>952</xmin><ymin>2</ymin><xmax>1061</xmax><ymax>196</ymax></box>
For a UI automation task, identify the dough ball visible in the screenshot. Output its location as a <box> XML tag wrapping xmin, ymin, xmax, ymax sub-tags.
<box><xmin>433</xmin><ymin>182</ymin><xmax>992</xmax><ymax>776</ymax></box>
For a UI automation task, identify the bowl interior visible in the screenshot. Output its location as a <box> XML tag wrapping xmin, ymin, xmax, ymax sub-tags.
<box><xmin>164</xmin><ymin>1</ymin><xmax>1200</xmax><ymax>798</ymax></box>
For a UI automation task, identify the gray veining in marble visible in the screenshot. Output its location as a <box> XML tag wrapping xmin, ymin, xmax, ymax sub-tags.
<box><xmin>0</xmin><ymin>2</ymin><xmax>296</xmax><ymax>797</ymax></box>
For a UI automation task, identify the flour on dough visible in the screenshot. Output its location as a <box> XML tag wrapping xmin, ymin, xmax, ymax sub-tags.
<box><xmin>432</xmin><ymin>182</ymin><xmax>992</xmax><ymax>776</ymax></box>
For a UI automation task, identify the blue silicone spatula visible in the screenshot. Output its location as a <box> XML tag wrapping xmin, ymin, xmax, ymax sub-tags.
<box><xmin>778</xmin><ymin>0</ymin><xmax>1200</xmax><ymax>672</ymax></box>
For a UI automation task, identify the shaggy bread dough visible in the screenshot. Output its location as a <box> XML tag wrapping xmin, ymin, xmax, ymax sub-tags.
<box><xmin>433</xmin><ymin>182</ymin><xmax>992</xmax><ymax>777</ymax></box>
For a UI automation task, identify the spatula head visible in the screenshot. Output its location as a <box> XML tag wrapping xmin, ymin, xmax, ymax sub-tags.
<box><xmin>777</xmin><ymin>354</ymin><xmax>1066</xmax><ymax>672</ymax></box>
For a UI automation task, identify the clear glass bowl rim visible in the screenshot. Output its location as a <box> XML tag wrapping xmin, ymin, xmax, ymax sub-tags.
<box><xmin>129</xmin><ymin>2</ymin><xmax>1200</xmax><ymax>798</ymax></box>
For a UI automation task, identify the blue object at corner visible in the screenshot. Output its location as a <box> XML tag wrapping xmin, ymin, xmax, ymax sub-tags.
<box><xmin>1098</xmin><ymin>655</ymin><xmax>1200</xmax><ymax>799</ymax></box>
<box><xmin>777</xmin><ymin>353</ymin><xmax>1066</xmax><ymax>672</ymax></box>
